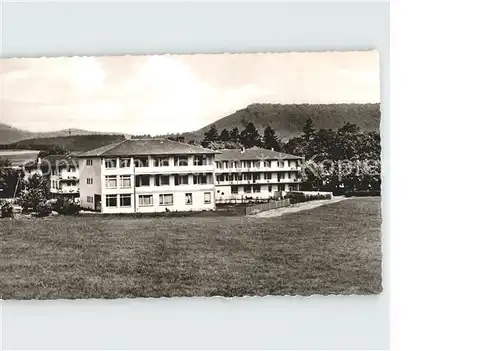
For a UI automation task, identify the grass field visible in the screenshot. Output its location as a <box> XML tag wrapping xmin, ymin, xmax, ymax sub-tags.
<box><xmin>0</xmin><ymin>197</ymin><xmax>382</xmax><ymax>299</ymax></box>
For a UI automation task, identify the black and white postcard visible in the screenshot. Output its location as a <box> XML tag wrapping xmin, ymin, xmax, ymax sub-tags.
<box><xmin>0</xmin><ymin>51</ymin><xmax>382</xmax><ymax>299</ymax></box>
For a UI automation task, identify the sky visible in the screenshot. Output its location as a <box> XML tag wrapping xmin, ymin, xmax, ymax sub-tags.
<box><xmin>1</xmin><ymin>51</ymin><xmax>380</xmax><ymax>135</ymax></box>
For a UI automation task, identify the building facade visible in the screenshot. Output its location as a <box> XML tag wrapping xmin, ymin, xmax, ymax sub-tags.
<box><xmin>47</xmin><ymin>156</ymin><xmax>79</xmax><ymax>197</ymax></box>
<box><xmin>24</xmin><ymin>155</ymin><xmax>80</xmax><ymax>198</ymax></box>
<box><xmin>75</xmin><ymin>139</ymin><xmax>218</xmax><ymax>213</ymax></box>
<box><xmin>214</xmin><ymin>148</ymin><xmax>304</xmax><ymax>202</ymax></box>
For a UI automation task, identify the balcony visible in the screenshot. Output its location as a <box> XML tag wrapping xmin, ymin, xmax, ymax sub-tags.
<box><xmin>133</xmin><ymin>164</ymin><xmax>214</xmax><ymax>175</ymax></box>
<box><xmin>58</xmin><ymin>174</ymin><xmax>79</xmax><ymax>181</ymax></box>
<box><xmin>102</xmin><ymin>166</ymin><xmax>133</xmax><ymax>175</ymax></box>
<box><xmin>216</xmin><ymin>178</ymin><xmax>301</xmax><ymax>186</ymax></box>
<box><xmin>51</xmin><ymin>187</ymin><xmax>80</xmax><ymax>194</ymax></box>
<box><xmin>214</xmin><ymin>165</ymin><xmax>301</xmax><ymax>173</ymax></box>
<box><xmin>134</xmin><ymin>183</ymin><xmax>214</xmax><ymax>193</ymax></box>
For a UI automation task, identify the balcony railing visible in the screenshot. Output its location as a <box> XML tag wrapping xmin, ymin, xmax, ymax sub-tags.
<box><xmin>216</xmin><ymin>178</ymin><xmax>301</xmax><ymax>186</ymax></box>
<box><xmin>215</xmin><ymin>165</ymin><xmax>301</xmax><ymax>173</ymax></box>
<box><xmin>51</xmin><ymin>187</ymin><xmax>80</xmax><ymax>194</ymax></box>
<box><xmin>133</xmin><ymin>165</ymin><xmax>214</xmax><ymax>174</ymax></box>
<box><xmin>58</xmin><ymin>175</ymin><xmax>78</xmax><ymax>181</ymax></box>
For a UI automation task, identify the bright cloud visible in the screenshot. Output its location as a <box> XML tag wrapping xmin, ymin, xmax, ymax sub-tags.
<box><xmin>0</xmin><ymin>51</ymin><xmax>379</xmax><ymax>134</ymax></box>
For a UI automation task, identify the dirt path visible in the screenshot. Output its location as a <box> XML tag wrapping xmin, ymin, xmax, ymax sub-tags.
<box><xmin>251</xmin><ymin>197</ymin><xmax>347</xmax><ymax>218</ymax></box>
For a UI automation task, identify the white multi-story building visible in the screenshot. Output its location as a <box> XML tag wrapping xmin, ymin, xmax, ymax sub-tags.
<box><xmin>47</xmin><ymin>155</ymin><xmax>80</xmax><ymax>197</ymax></box>
<box><xmin>75</xmin><ymin>138</ymin><xmax>218</xmax><ymax>213</ymax></box>
<box><xmin>214</xmin><ymin>148</ymin><xmax>304</xmax><ymax>202</ymax></box>
<box><xmin>24</xmin><ymin>155</ymin><xmax>80</xmax><ymax>197</ymax></box>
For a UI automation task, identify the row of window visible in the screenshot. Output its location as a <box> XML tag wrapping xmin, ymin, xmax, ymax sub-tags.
<box><xmin>51</xmin><ymin>166</ymin><xmax>77</xmax><ymax>175</ymax></box>
<box><xmin>216</xmin><ymin>171</ymin><xmax>297</xmax><ymax>182</ymax></box>
<box><xmin>85</xmin><ymin>174</ymin><xmax>213</xmax><ymax>189</ymax></box>
<box><xmin>85</xmin><ymin>173</ymin><xmax>298</xmax><ymax>188</ymax></box>
<box><xmin>137</xmin><ymin>174</ymin><xmax>211</xmax><ymax>186</ymax></box>
<box><xmin>216</xmin><ymin>160</ymin><xmax>300</xmax><ymax>169</ymax></box>
<box><xmin>100</xmin><ymin>155</ymin><xmax>212</xmax><ymax>169</ymax></box>
<box><xmin>105</xmin><ymin>175</ymin><xmax>132</xmax><ymax>188</ymax></box>
<box><xmin>228</xmin><ymin>184</ymin><xmax>295</xmax><ymax>194</ymax></box>
<box><xmin>105</xmin><ymin>194</ymin><xmax>133</xmax><ymax>207</ymax></box>
<box><xmin>104</xmin><ymin>192</ymin><xmax>212</xmax><ymax>207</ymax></box>
<box><xmin>110</xmin><ymin>174</ymin><xmax>212</xmax><ymax>188</ymax></box>
<box><xmin>51</xmin><ymin>180</ymin><xmax>78</xmax><ymax>189</ymax></box>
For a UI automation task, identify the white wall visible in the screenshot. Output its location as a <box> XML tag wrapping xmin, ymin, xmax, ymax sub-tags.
<box><xmin>215</xmin><ymin>184</ymin><xmax>278</xmax><ymax>202</ymax></box>
<box><xmin>101</xmin><ymin>189</ymin><xmax>215</xmax><ymax>214</ymax></box>
<box><xmin>215</xmin><ymin>182</ymin><xmax>304</xmax><ymax>203</ymax></box>
<box><xmin>78</xmin><ymin>157</ymin><xmax>102</xmax><ymax>210</ymax></box>
<box><xmin>98</xmin><ymin>157</ymin><xmax>217</xmax><ymax>213</ymax></box>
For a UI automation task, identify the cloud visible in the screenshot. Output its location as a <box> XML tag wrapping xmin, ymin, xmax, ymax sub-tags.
<box><xmin>1</xmin><ymin>55</ymin><xmax>271</xmax><ymax>134</ymax></box>
<box><xmin>1</xmin><ymin>52</ymin><xmax>379</xmax><ymax>134</ymax></box>
<box><xmin>1</xmin><ymin>57</ymin><xmax>105</xmax><ymax>104</ymax></box>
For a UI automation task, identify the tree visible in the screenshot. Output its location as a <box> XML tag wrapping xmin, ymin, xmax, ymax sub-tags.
<box><xmin>202</xmin><ymin>125</ymin><xmax>219</xmax><ymax>147</ymax></box>
<box><xmin>219</xmin><ymin>129</ymin><xmax>230</xmax><ymax>142</ymax></box>
<box><xmin>131</xmin><ymin>134</ymin><xmax>152</xmax><ymax>139</ymax></box>
<box><xmin>52</xmin><ymin>197</ymin><xmax>80</xmax><ymax>215</ymax></box>
<box><xmin>263</xmin><ymin>126</ymin><xmax>281</xmax><ymax>151</ymax></box>
<box><xmin>239</xmin><ymin>123</ymin><xmax>262</xmax><ymax>148</ymax></box>
<box><xmin>283</xmin><ymin>136</ymin><xmax>307</xmax><ymax>156</ymax></box>
<box><xmin>206</xmin><ymin>140</ymin><xmax>243</xmax><ymax>150</ymax></box>
<box><xmin>338</xmin><ymin>122</ymin><xmax>361</xmax><ymax>134</ymax></box>
<box><xmin>0</xmin><ymin>157</ymin><xmax>12</xmax><ymax>196</ymax></box>
<box><xmin>230</xmin><ymin>127</ymin><xmax>240</xmax><ymax>142</ymax></box>
<box><xmin>37</xmin><ymin>145</ymin><xmax>69</xmax><ymax>159</ymax></box>
<box><xmin>0</xmin><ymin>157</ymin><xmax>12</xmax><ymax>168</ymax></box>
<box><xmin>19</xmin><ymin>173</ymin><xmax>50</xmax><ymax>213</ymax></box>
<box><xmin>302</xmin><ymin>117</ymin><xmax>316</xmax><ymax>141</ymax></box>
<box><xmin>290</xmin><ymin>122</ymin><xmax>381</xmax><ymax>193</ymax></box>
<box><xmin>0</xmin><ymin>201</ymin><xmax>14</xmax><ymax>218</ymax></box>
<box><xmin>0</xmin><ymin>157</ymin><xmax>23</xmax><ymax>198</ymax></box>
<box><xmin>300</xmin><ymin>158</ymin><xmax>335</xmax><ymax>191</ymax></box>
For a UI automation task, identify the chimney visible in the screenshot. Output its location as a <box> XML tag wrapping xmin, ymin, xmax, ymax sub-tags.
<box><xmin>177</xmin><ymin>136</ymin><xmax>185</xmax><ymax>143</ymax></box>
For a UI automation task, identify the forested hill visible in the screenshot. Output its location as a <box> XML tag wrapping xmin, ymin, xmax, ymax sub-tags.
<box><xmin>184</xmin><ymin>103</ymin><xmax>381</xmax><ymax>141</ymax></box>
<box><xmin>2</xmin><ymin>134</ymin><xmax>127</xmax><ymax>152</ymax></box>
<box><xmin>1</xmin><ymin>103</ymin><xmax>381</xmax><ymax>148</ymax></box>
<box><xmin>0</xmin><ymin>122</ymin><xmax>127</xmax><ymax>144</ymax></box>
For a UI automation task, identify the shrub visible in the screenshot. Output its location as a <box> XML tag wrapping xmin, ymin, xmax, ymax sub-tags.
<box><xmin>52</xmin><ymin>197</ymin><xmax>80</xmax><ymax>215</ymax></box>
<box><xmin>20</xmin><ymin>189</ymin><xmax>47</xmax><ymax>213</ymax></box>
<box><xmin>19</xmin><ymin>174</ymin><xmax>49</xmax><ymax>213</ymax></box>
<box><xmin>285</xmin><ymin>192</ymin><xmax>332</xmax><ymax>204</ymax></box>
<box><xmin>344</xmin><ymin>190</ymin><xmax>381</xmax><ymax>197</ymax></box>
<box><xmin>34</xmin><ymin>202</ymin><xmax>52</xmax><ymax>217</ymax></box>
<box><xmin>285</xmin><ymin>192</ymin><xmax>307</xmax><ymax>204</ymax></box>
<box><xmin>307</xmin><ymin>193</ymin><xmax>332</xmax><ymax>201</ymax></box>
<box><xmin>1</xmin><ymin>201</ymin><xmax>14</xmax><ymax>218</ymax></box>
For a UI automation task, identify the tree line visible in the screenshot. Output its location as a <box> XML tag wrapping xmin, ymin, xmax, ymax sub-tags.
<box><xmin>1</xmin><ymin>119</ymin><xmax>381</xmax><ymax>198</ymax></box>
<box><xmin>201</xmin><ymin>123</ymin><xmax>281</xmax><ymax>151</ymax></box>
<box><xmin>285</xmin><ymin>120</ymin><xmax>381</xmax><ymax>193</ymax></box>
<box><xmin>200</xmin><ymin>119</ymin><xmax>380</xmax><ymax>193</ymax></box>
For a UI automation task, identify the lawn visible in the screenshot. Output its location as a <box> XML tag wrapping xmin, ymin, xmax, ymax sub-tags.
<box><xmin>0</xmin><ymin>197</ymin><xmax>382</xmax><ymax>299</ymax></box>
